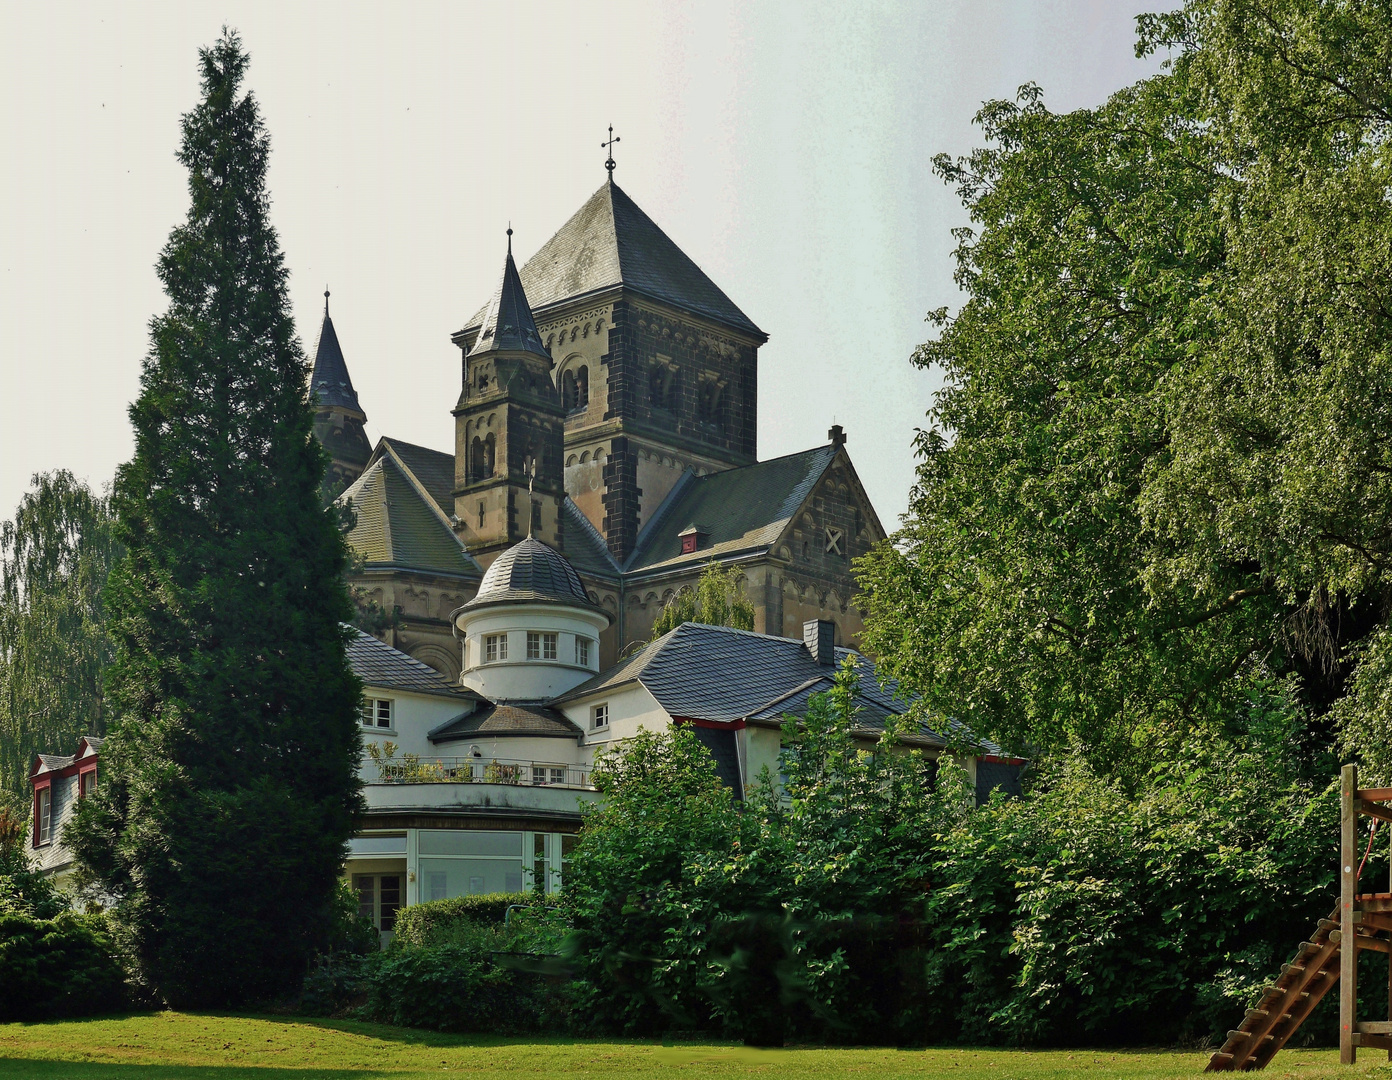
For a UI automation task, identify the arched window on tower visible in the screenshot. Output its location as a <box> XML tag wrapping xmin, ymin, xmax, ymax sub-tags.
<box><xmin>483</xmin><ymin>433</ymin><xmax>496</xmax><ymax>478</ymax></box>
<box><xmin>562</xmin><ymin>366</ymin><xmax>590</xmax><ymax>412</ymax></box>
<box><xmin>470</xmin><ymin>436</ymin><xmax>484</xmax><ymax>482</ymax></box>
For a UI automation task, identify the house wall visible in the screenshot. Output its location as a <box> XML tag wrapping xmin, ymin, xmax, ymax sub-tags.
<box><xmin>358</xmin><ymin>687</ymin><xmax>478</xmax><ymax>763</ymax></box>
<box><xmin>457</xmin><ymin>603</ymin><xmax>608</xmax><ymax>702</ymax></box>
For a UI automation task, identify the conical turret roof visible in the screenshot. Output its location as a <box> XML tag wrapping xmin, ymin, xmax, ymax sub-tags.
<box><xmin>467</xmin><ymin>237</ymin><xmax>550</xmax><ymax>361</ymax></box>
<box><xmin>309</xmin><ymin>294</ymin><xmax>363</xmax><ymax>413</ymax></box>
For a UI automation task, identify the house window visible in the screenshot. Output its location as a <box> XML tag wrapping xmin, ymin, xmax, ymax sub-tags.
<box><xmin>35</xmin><ymin>787</ymin><xmax>51</xmax><ymax>846</ymax></box>
<box><xmin>532</xmin><ymin>766</ymin><xmax>567</xmax><ymax>786</ymax></box>
<box><xmin>591</xmin><ymin>703</ymin><xmax>609</xmax><ymax>730</ymax></box>
<box><xmin>354</xmin><ymin>874</ymin><xmax>401</xmax><ymax>933</ymax></box>
<box><xmin>533</xmin><ymin>833</ymin><xmax>548</xmax><ymax>892</ymax></box>
<box><xmin>80</xmin><ymin>770</ymin><xmax>96</xmax><ymax>797</ymax></box>
<box><xmin>359</xmin><ymin>698</ymin><xmax>393</xmax><ymax>729</ymax></box>
<box><xmin>485</xmin><ymin>633</ymin><xmax>507</xmax><ymax>662</ymax></box>
<box><xmin>527</xmin><ymin>632</ymin><xmax>557</xmax><ymax>660</ymax></box>
<box><xmin>575</xmin><ymin>637</ymin><xmax>591</xmax><ymax>667</ymax></box>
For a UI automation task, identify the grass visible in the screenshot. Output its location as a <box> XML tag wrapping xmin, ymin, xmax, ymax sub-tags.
<box><xmin>0</xmin><ymin>1013</ymin><xmax>1377</xmax><ymax>1079</ymax></box>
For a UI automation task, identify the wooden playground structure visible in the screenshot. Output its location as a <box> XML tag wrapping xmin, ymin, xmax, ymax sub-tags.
<box><xmin>1208</xmin><ymin>764</ymin><xmax>1392</xmax><ymax>1070</ymax></box>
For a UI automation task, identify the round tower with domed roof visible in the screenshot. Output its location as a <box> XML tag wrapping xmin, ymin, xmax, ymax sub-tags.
<box><xmin>451</xmin><ymin>536</ymin><xmax>611</xmax><ymax>702</ymax></box>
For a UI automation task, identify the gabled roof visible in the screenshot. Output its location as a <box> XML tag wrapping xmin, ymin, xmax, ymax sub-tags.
<box><xmin>462</xmin><ymin>180</ymin><xmax>764</xmax><ymax>340</ymax></box>
<box><xmin>428</xmin><ymin>702</ymin><xmax>582</xmax><ymax>743</ymax></box>
<box><xmin>346</xmin><ymin>627</ymin><xmax>479</xmax><ymax>700</ymax></box>
<box><xmin>309</xmin><ymin>301</ymin><xmax>363</xmax><ymax>413</ymax></box>
<box><xmin>554</xmin><ymin>621</ymin><xmax>954</xmax><ymax>747</ymax></box>
<box><xmin>468</xmin><ymin>241</ymin><xmax>550</xmax><ymax>361</ymax></box>
<box><xmin>561</xmin><ymin>498</ymin><xmax>620</xmax><ymax>581</ymax></box>
<box><xmin>624</xmin><ymin>444</ymin><xmax>838</xmax><ymax>573</ymax></box>
<box><xmin>341</xmin><ymin>453</ymin><xmax>481</xmax><ymax>579</ymax></box>
<box><xmin>378</xmin><ymin>437</ymin><xmax>455</xmax><ymax>515</ymax></box>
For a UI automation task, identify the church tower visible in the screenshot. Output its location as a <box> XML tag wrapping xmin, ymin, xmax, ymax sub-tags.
<box><xmin>452</xmin><ymin>234</ymin><xmax>566</xmax><ymax>564</ymax></box>
<box><xmin>309</xmin><ymin>290</ymin><xmax>372</xmax><ymax>501</ymax></box>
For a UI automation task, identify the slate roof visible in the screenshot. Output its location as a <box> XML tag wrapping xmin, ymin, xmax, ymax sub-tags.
<box><xmin>468</xmin><ymin>241</ymin><xmax>550</xmax><ymax>361</ymax></box>
<box><xmin>624</xmin><ymin>445</ymin><xmax>838</xmax><ymax>573</ymax></box>
<box><xmin>561</xmin><ymin>498</ymin><xmax>620</xmax><ymax>581</ymax></box>
<box><xmin>34</xmin><ymin>754</ymin><xmax>74</xmax><ymax>773</ymax></box>
<box><xmin>379</xmin><ymin>438</ymin><xmax>456</xmax><ymax>516</ymax></box>
<box><xmin>428</xmin><ymin>702</ymin><xmax>582</xmax><ymax>743</ymax></box>
<box><xmin>309</xmin><ymin>305</ymin><xmax>363</xmax><ymax>413</ymax></box>
<box><xmin>341</xmin><ymin>454</ymin><xmax>481</xmax><ymax>579</ymax></box>
<box><xmin>462</xmin><ymin>180</ymin><xmax>764</xmax><ymax>340</ymax></box>
<box><xmin>461</xmin><ymin>537</ymin><xmax>607</xmax><ymax>619</ymax></box>
<box><xmin>346</xmin><ymin>627</ymin><xmax>478</xmax><ymax>700</ymax></box>
<box><xmin>555</xmin><ymin>621</ymin><xmax>969</xmax><ymax>750</ymax></box>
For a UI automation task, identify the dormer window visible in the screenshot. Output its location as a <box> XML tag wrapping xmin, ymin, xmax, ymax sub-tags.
<box><xmin>679</xmin><ymin>525</ymin><xmax>708</xmax><ymax>556</ymax></box>
<box><xmin>528</xmin><ymin>632</ymin><xmax>558</xmax><ymax>660</ymax></box>
<box><xmin>80</xmin><ymin>769</ymin><xmax>97</xmax><ymax>797</ymax></box>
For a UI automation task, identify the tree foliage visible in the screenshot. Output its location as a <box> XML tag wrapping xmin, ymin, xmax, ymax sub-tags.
<box><xmin>562</xmin><ymin>664</ymin><xmax>1341</xmax><ymax>1046</ymax></box>
<box><xmin>0</xmin><ymin>472</ymin><xmax>116</xmax><ymax>807</ymax></box>
<box><xmin>650</xmin><ymin>561</ymin><xmax>755</xmax><ymax>640</ymax></box>
<box><xmin>66</xmin><ymin>30</ymin><xmax>362</xmax><ymax>1008</ymax></box>
<box><xmin>858</xmin><ymin>0</ymin><xmax>1392</xmax><ymax>780</ymax></box>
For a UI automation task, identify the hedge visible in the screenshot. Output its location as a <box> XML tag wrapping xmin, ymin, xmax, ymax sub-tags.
<box><xmin>391</xmin><ymin>892</ymin><xmax>539</xmax><ymax>947</ymax></box>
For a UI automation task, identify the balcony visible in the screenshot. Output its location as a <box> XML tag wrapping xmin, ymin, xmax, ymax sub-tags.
<box><xmin>364</xmin><ymin>756</ymin><xmax>594</xmax><ymax>791</ymax></box>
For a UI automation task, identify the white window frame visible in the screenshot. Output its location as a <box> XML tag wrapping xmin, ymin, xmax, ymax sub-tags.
<box><xmin>485</xmin><ymin>633</ymin><xmax>507</xmax><ymax>663</ymax></box>
<box><xmin>359</xmin><ymin>697</ymin><xmax>393</xmax><ymax>730</ymax></box>
<box><xmin>575</xmin><ymin>637</ymin><xmax>591</xmax><ymax>667</ymax></box>
<box><xmin>36</xmin><ymin>787</ymin><xmax>51</xmax><ymax>846</ymax></box>
<box><xmin>527</xmin><ymin>631</ymin><xmax>559</xmax><ymax>661</ymax></box>
<box><xmin>591</xmin><ymin>703</ymin><xmax>609</xmax><ymax>731</ymax></box>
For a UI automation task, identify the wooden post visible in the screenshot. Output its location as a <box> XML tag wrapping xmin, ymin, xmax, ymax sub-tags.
<box><xmin>1343</xmin><ymin>762</ymin><xmax>1358</xmax><ymax>1065</ymax></box>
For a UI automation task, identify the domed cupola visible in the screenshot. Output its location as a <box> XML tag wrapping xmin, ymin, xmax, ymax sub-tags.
<box><xmin>452</xmin><ymin>538</ymin><xmax>611</xmax><ymax>702</ymax></box>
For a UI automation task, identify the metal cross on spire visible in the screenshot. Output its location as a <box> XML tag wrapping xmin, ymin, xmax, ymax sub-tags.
<box><xmin>602</xmin><ymin>125</ymin><xmax>620</xmax><ymax>176</ymax></box>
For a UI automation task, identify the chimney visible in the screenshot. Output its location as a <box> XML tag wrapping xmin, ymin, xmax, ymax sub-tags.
<box><xmin>803</xmin><ymin>619</ymin><xmax>836</xmax><ymax>666</ymax></box>
<box><xmin>828</xmin><ymin>424</ymin><xmax>846</xmax><ymax>448</ymax></box>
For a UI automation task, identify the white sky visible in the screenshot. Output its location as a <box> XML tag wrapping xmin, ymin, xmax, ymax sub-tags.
<box><xmin>0</xmin><ymin>0</ymin><xmax>1168</xmax><ymax>531</ymax></box>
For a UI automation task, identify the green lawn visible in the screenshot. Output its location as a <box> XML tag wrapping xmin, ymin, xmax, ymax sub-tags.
<box><xmin>0</xmin><ymin>1013</ymin><xmax>1367</xmax><ymax>1079</ymax></box>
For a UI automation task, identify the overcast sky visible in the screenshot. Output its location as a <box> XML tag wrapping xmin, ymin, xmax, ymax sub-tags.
<box><xmin>0</xmin><ymin>1</ymin><xmax>1169</xmax><ymax>531</ymax></box>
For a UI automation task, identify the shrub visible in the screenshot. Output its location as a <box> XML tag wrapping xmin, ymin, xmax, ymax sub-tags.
<box><xmin>391</xmin><ymin>892</ymin><xmax>539</xmax><ymax>948</ymax></box>
<box><xmin>0</xmin><ymin>910</ymin><xmax>127</xmax><ymax>1020</ymax></box>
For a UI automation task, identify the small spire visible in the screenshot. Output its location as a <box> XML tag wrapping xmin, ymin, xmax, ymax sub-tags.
<box><xmin>507</xmin><ymin>224</ymin><xmax>512</xmax><ymax>253</ymax></box>
<box><xmin>324</xmin><ymin>286</ymin><xmax>330</xmax><ymax>315</ymax></box>
<box><xmin>602</xmin><ymin>124</ymin><xmax>620</xmax><ymax>176</ymax></box>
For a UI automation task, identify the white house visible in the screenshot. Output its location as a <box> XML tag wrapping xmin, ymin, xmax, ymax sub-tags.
<box><xmin>29</xmin><ymin>537</ymin><xmax>1021</xmax><ymax>943</ymax></box>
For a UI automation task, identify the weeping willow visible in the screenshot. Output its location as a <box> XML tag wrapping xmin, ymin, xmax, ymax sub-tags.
<box><xmin>0</xmin><ymin>471</ymin><xmax>117</xmax><ymax>806</ymax></box>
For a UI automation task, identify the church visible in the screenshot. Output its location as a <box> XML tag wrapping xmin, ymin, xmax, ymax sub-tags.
<box><xmin>312</xmin><ymin>165</ymin><xmax>887</xmax><ymax>675</ymax></box>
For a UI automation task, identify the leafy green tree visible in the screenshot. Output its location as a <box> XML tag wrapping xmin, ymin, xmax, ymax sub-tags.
<box><xmin>650</xmin><ymin>561</ymin><xmax>755</xmax><ymax>639</ymax></box>
<box><xmin>0</xmin><ymin>472</ymin><xmax>116</xmax><ymax>808</ymax></box>
<box><xmin>859</xmin><ymin>0</ymin><xmax>1392</xmax><ymax>781</ymax></box>
<box><xmin>67</xmin><ymin>30</ymin><xmax>362</xmax><ymax>1008</ymax></box>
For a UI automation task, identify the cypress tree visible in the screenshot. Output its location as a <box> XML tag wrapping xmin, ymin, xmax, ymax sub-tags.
<box><xmin>67</xmin><ymin>30</ymin><xmax>363</xmax><ymax>1007</ymax></box>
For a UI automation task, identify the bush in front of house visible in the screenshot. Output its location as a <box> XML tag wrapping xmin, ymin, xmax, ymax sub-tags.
<box><xmin>390</xmin><ymin>892</ymin><xmax>540</xmax><ymax>947</ymax></box>
<box><xmin>0</xmin><ymin>910</ymin><xmax>127</xmax><ymax>1021</ymax></box>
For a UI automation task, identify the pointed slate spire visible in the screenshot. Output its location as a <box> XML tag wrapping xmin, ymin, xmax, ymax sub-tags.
<box><xmin>310</xmin><ymin>289</ymin><xmax>363</xmax><ymax>413</ymax></box>
<box><xmin>468</xmin><ymin>231</ymin><xmax>550</xmax><ymax>361</ymax></box>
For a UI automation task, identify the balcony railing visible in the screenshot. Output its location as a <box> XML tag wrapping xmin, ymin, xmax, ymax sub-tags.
<box><xmin>364</xmin><ymin>756</ymin><xmax>593</xmax><ymax>790</ymax></box>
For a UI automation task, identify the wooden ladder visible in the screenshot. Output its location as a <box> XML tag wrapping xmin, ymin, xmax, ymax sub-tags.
<box><xmin>1208</xmin><ymin>765</ymin><xmax>1392</xmax><ymax>1070</ymax></box>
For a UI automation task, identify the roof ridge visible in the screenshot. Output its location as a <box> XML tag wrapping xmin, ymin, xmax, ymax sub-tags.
<box><xmin>562</xmin><ymin>497</ymin><xmax>621</xmax><ymax>575</ymax></box>
<box><xmin>379</xmin><ymin>443</ymin><xmax>480</xmax><ymax>573</ymax></box>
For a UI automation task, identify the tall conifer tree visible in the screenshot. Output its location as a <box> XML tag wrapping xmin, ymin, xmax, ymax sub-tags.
<box><xmin>68</xmin><ymin>31</ymin><xmax>362</xmax><ymax>1007</ymax></box>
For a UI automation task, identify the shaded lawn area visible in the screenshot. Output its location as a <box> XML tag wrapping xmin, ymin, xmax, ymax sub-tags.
<box><xmin>0</xmin><ymin>1013</ymin><xmax>1362</xmax><ymax>1079</ymax></box>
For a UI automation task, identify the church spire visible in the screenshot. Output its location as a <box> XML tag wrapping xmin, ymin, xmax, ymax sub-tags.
<box><xmin>309</xmin><ymin>291</ymin><xmax>363</xmax><ymax>413</ymax></box>
<box><xmin>467</xmin><ymin>233</ymin><xmax>550</xmax><ymax>361</ymax></box>
<box><xmin>308</xmin><ymin>288</ymin><xmax>371</xmax><ymax>502</ymax></box>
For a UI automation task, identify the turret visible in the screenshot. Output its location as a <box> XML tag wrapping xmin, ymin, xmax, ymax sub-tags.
<box><xmin>452</xmin><ymin>232</ymin><xmax>566</xmax><ymax>562</ymax></box>
<box><xmin>309</xmin><ymin>289</ymin><xmax>372</xmax><ymax>501</ymax></box>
